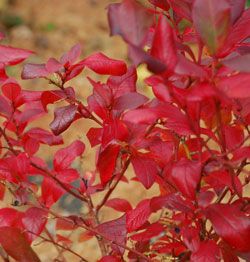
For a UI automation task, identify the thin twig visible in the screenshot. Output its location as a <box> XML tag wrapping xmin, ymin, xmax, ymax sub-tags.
<box><xmin>31</xmin><ymin>162</ymin><xmax>88</xmax><ymax>203</ymax></box>
<box><xmin>44</xmin><ymin>228</ymin><xmax>65</xmax><ymax>261</ymax></box>
<box><xmin>29</xmin><ymin>230</ymin><xmax>88</xmax><ymax>261</ymax></box>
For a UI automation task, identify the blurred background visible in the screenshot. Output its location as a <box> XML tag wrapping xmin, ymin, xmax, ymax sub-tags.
<box><xmin>0</xmin><ymin>0</ymin><xmax>127</xmax><ymax>59</ymax></box>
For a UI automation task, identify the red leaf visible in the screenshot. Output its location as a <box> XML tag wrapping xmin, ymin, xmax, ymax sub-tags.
<box><xmin>168</xmin><ymin>0</ymin><xmax>193</xmax><ymax>21</ymax></box>
<box><xmin>149</xmin><ymin>140</ymin><xmax>174</xmax><ymax>166</ymax></box>
<box><xmin>0</xmin><ymin>45</ymin><xmax>33</xmax><ymax>66</ymax></box>
<box><xmin>41</xmin><ymin>90</ymin><xmax>63</xmax><ymax>111</ymax></box>
<box><xmin>197</xmin><ymin>190</ymin><xmax>215</xmax><ymax>208</ymax></box>
<box><xmin>22</xmin><ymin>207</ymin><xmax>48</xmax><ymax>243</ymax></box>
<box><xmin>170</xmin><ymin>159</ymin><xmax>201</xmax><ymax>200</ymax></box>
<box><xmin>205</xmin><ymin>170</ymin><xmax>242</xmax><ymax>196</ymax></box>
<box><xmin>232</xmin><ymin>146</ymin><xmax>250</xmax><ymax>163</ymax></box>
<box><xmin>156</xmin><ymin>242</ymin><xmax>186</xmax><ymax>255</ymax></box>
<box><xmin>148</xmin><ymin>0</ymin><xmax>170</xmax><ymax>11</ymax></box>
<box><xmin>81</xmin><ymin>52</ymin><xmax>127</xmax><ymax>76</ymax></box>
<box><xmin>2</xmin><ymin>153</ymin><xmax>30</xmax><ymax>183</ymax></box>
<box><xmin>0</xmin><ymin>227</ymin><xmax>40</xmax><ymax>262</ymax></box>
<box><xmin>86</xmin><ymin>127</ymin><xmax>102</xmax><ymax>147</ymax></box>
<box><xmin>0</xmin><ymin>65</ymin><xmax>7</xmax><ymax>83</ymax></box>
<box><xmin>217</xmin><ymin>74</ymin><xmax>250</xmax><ymax>98</ymax></box>
<box><xmin>96</xmin><ymin>215</ymin><xmax>126</xmax><ymax>252</ymax></box>
<box><xmin>126</xmin><ymin>199</ymin><xmax>151</xmax><ymax>232</ymax></box>
<box><xmin>123</xmin><ymin>107</ymin><xmax>158</xmax><ymax>125</ymax></box>
<box><xmin>108</xmin><ymin>0</ymin><xmax>153</xmax><ymax>46</ymax></box>
<box><xmin>78</xmin><ymin>231</ymin><xmax>94</xmax><ymax>242</ymax></box>
<box><xmin>146</xmin><ymin>76</ymin><xmax>171</xmax><ymax>102</ymax></box>
<box><xmin>26</xmin><ymin>128</ymin><xmax>63</xmax><ymax>146</ymax></box>
<box><xmin>175</xmin><ymin>54</ymin><xmax>207</xmax><ymax>78</ymax></box>
<box><xmin>131</xmin><ymin>153</ymin><xmax>158</xmax><ymax>189</ymax></box>
<box><xmin>50</xmin><ymin>104</ymin><xmax>78</xmax><ymax>135</ymax></box>
<box><xmin>123</xmin><ymin>103</ymin><xmax>193</xmax><ymax>135</ymax></box>
<box><xmin>45</xmin><ymin>58</ymin><xmax>62</xmax><ymax>72</ymax></box>
<box><xmin>192</xmin><ymin>0</ymin><xmax>231</xmax><ymax>55</ymax></box>
<box><xmin>23</xmin><ymin>137</ymin><xmax>40</xmax><ymax>156</ymax></box>
<box><xmin>150</xmin><ymin>193</ymin><xmax>194</xmax><ymax>213</ymax></box>
<box><xmin>21</xmin><ymin>63</ymin><xmax>49</xmax><ymax>79</ymax></box>
<box><xmin>113</xmin><ymin>92</ymin><xmax>148</xmax><ymax>111</ymax></box>
<box><xmin>41</xmin><ymin>177</ymin><xmax>65</xmax><ymax>208</ymax></box>
<box><xmin>205</xmin><ymin>204</ymin><xmax>250</xmax><ymax>252</ymax></box>
<box><xmin>223</xmin><ymin>9</ymin><xmax>250</xmax><ymax>55</ymax></box>
<box><xmin>0</xmin><ymin>183</ymin><xmax>5</xmax><ymax>200</ymax></box>
<box><xmin>41</xmin><ymin>87</ymin><xmax>75</xmax><ymax>111</ymax></box>
<box><xmin>224</xmin><ymin>125</ymin><xmax>244</xmax><ymax>150</ymax></box>
<box><xmin>128</xmin><ymin>44</ymin><xmax>166</xmax><ymax>73</ymax></box>
<box><xmin>87</xmin><ymin>77</ymin><xmax>112</xmax><ymax>119</ymax></box>
<box><xmin>222</xmin><ymin>54</ymin><xmax>250</xmax><ymax>73</ymax></box>
<box><xmin>0</xmin><ymin>208</ymin><xmax>22</xmax><ymax>227</ymax></box>
<box><xmin>102</xmin><ymin>119</ymin><xmax>128</xmax><ymax>146</ymax></box>
<box><xmin>53</xmin><ymin>140</ymin><xmax>85</xmax><ymax>171</ymax></box>
<box><xmin>107</xmin><ymin>67</ymin><xmax>137</xmax><ymax>98</ymax></box>
<box><xmin>187</xmin><ymin>82</ymin><xmax>217</xmax><ymax>102</ymax></box>
<box><xmin>97</xmin><ymin>144</ymin><xmax>121</xmax><ymax>185</ymax></box>
<box><xmin>1</xmin><ymin>79</ymin><xmax>21</xmax><ymax>101</ymax></box>
<box><xmin>191</xmin><ymin>240</ymin><xmax>221</xmax><ymax>262</ymax></box>
<box><xmin>16</xmin><ymin>101</ymin><xmax>45</xmax><ymax>124</ymax></box>
<box><xmin>0</xmin><ymin>95</ymin><xmax>12</xmax><ymax>117</ymax></box>
<box><xmin>56</xmin><ymin>234</ymin><xmax>72</xmax><ymax>245</ymax></box>
<box><xmin>229</xmin><ymin>0</ymin><xmax>245</xmax><ymax>24</ymax></box>
<box><xmin>182</xmin><ymin>226</ymin><xmax>200</xmax><ymax>252</ymax></box>
<box><xmin>60</xmin><ymin>43</ymin><xmax>82</xmax><ymax>65</ymax></box>
<box><xmin>64</xmin><ymin>63</ymin><xmax>85</xmax><ymax>82</ymax></box>
<box><xmin>131</xmin><ymin>222</ymin><xmax>164</xmax><ymax>241</ymax></box>
<box><xmin>56</xmin><ymin>217</ymin><xmax>77</xmax><ymax>231</ymax></box>
<box><xmin>105</xmin><ymin>198</ymin><xmax>132</xmax><ymax>212</ymax></box>
<box><xmin>220</xmin><ymin>241</ymin><xmax>240</xmax><ymax>262</ymax></box>
<box><xmin>18</xmin><ymin>90</ymin><xmax>42</xmax><ymax>104</ymax></box>
<box><xmin>56</xmin><ymin>169</ymin><xmax>80</xmax><ymax>183</ymax></box>
<box><xmin>150</xmin><ymin>15</ymin><xmax>177</xmax><ymax>72</ymax></box>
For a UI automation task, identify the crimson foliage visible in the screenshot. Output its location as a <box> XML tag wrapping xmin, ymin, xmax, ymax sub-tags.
<box><xmin>0</xmin><ymin>0</ymin><xmax>249</xmax><ymax>261</ymax></box>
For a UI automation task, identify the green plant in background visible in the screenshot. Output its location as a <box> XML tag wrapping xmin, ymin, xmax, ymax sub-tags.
<box><xmin>41</xmin><ymin>22</ymin><xmax>56</xmax><ymax>32</ymax></box>
<box><xmin>0</xmin><ymin>13</ymin><xmax>23</xmax><ymax>28</ymax></box>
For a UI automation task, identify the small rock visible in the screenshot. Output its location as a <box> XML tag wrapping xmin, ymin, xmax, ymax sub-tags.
<box><xmin>35</xmin><ymin>34</ymin><xmax>49</xmax><ymax>49</ymax></box>
<box><xmin>9</xmin><ymin>24</ymin><xmax>33</xmax><ymax>41</ymax></box>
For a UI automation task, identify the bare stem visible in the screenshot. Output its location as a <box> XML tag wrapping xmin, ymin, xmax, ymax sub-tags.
<box><xmin>29</xmin><ymin>230</ymin><xmax>88</xmax><ymax>262</ymax></box>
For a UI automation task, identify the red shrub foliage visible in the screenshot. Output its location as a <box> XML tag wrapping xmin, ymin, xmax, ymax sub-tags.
<box><xmin>0</xmin><ymin>0</ymin><xmax>249</xmax><ymax>261</ymax></box>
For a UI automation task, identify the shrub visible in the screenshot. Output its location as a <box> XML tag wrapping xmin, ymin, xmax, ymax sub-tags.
<box><xmin>0</xmin><ymin>0</ymin><xmax>249</xmax><ymax>261</ymax></box>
